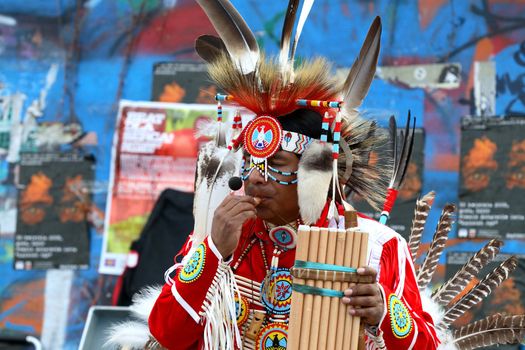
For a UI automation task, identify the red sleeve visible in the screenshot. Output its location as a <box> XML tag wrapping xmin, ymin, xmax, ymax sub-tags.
<box><xmin>367</xmin><ymin>237</ymin><xmax>440</xmax><ymax>350</ymax></box>
<box><xmin>148</xmin><ymin>236</ymin><xmax>227</xmax><ymax>349</ymax></box>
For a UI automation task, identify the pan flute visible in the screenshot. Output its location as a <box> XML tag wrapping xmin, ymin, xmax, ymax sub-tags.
<box><xmin>287</xmin><ymin>223</ymin><xmax>370</xmax><ymax>350</ymax></box>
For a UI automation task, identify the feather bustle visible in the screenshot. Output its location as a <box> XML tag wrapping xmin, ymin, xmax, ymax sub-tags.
<box><xmin>340</xmin><ymin>118</ymin><xmax>390</xmax><ymax>210</ymax></box>
<box><xmin>453</xmin><ymin>313</ymin><xmax>525</xmax><ymax>350</ymax></box>
<box><xmin>416</xmin><ymin>203</ymin><xmax>455</xmax><ymax>291</ymax></box>
<box><xmin>407</xmin><ymin>191</ymin><xmax>435</xmax><ymax>263</ymax></box>
<box><xmin>432</xmin><ymin>239</ymin><xmax>503</xmax><ymax>306</ymax></box>
<box><xmin>439</xmin><ymin>257</ymin><xmax>518</xmax><ymax>329</ymax></box>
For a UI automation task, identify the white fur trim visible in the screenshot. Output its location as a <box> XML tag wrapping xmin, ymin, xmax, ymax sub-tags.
<box><xmin>297</xmin><ymin>141</ymin><xmax>332</xmax><ymax>224</ymax></box>
<box><xmin>421</xmin><ymin>288</ymin><xmax>445</xmax><ymax>326</ymax></box>
<box><xmin>129</xmin><ymin>285</ymin><xmax>163</xmax><ymax>321</ymax></box>
<box><xmin>171</xmin><ymin>283</ymin><xmax>200</xmax><ymax>323</ymax></box>
<box><xmin>437</xmin><ymin>330</ymin><xmax>459</xmax><ymax>350</ymax></box>
<box><xmin>105</xmin><ymin>321</ymin><xmax>150</xmax><ymax>349</ymax></box>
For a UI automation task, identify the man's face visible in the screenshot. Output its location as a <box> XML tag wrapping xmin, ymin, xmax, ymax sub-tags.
<box><xmin>243</xmin><ymin>149</ymin><xmax>300</xmax><ymax>225</ymax></box>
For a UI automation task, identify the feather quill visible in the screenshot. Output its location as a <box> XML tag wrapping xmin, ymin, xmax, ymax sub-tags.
<box><xmin>195</xmin><ymin>34</ymin><xmax>228</xmax><ymax>64</ymax></box>
<box><xmin>389</xmin><ymin>116</ymin><xmax>397</xmax><ymax>169</ymax></box>
<box><xmin>407</xmin><ymin>191</ymin><xmax>435</xmax><ymax>263</ymax></box>
<box><xmin>432</xmin><ymin>239</ymin><xmax>503</xmax><ymax>306</ymax></box>
<box><xmin>289</xmin><ymin>0</ymin><xmax>314</xmax><ymax>63</ymax></box>
<box><xmin>453</xmin><ymin>313</ymin><xmax>525</xmax><ymax>350</ymax></box>
<box><xmin>342</xmin><ymin>16</ymin><xmax>381</xmax><ymax>117</ymax></box>
<box><xmin>416</xmin><ymin>203</ymin><xmax>455</xmax><ymax>291</ymax></box>
<box><xmin>279</xmin><ymin>0</ymin><xmax>300</xmax><ymax>72</ymax></box>
<box><xmin>196</xmin><ymin>0</ymin><xmax>259</xmax><ymax>73</ymax></box>
<box><xmin>391</xmin><ymin>111</ymin><xmax>415</xmax><ymax>189</ymax></box>
<box><xmin>439</xmin><ymin>257</ymin><xmax>518</xmax><ymax>329</ymax></box>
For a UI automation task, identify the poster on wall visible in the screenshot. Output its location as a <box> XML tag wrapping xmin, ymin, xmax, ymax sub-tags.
<box><xmin>445</xmin><ymin>251</ymin><xmax>525</xmax><ymax>350</ymax></box>
<box><xmin>152</xmin><ymin>61</ymin><xmax>217</xmax><ymax>104</ymax></box>
<box><xmin>350</xmin><ymin>128</ymin><xmax>425</xmax><ymax>240</ymax></box>
<box><xmin>99</xmin><ymin>101</ymin><xmax>234</xmax><ymax>275</ymax></box>
<box><xmin>457</xmin><ymin>118</ymin><xmax>525</xmax><ymax>239</ymax></box>
<box><xmin>14</xmin><ymin>152</ymin><xmax>94</xmax><ymax>270</ymax></box>
<box><xmin>0</xmin><ymin>157</ymin><xmax>17</xmax><ymax>236</ymax></box>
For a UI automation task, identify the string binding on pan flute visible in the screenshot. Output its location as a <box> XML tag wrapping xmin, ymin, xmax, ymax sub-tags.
<box><xmin>287</xmin><ymin>211</ymin><xmax>369</xmax><ymax>350</ymax></box>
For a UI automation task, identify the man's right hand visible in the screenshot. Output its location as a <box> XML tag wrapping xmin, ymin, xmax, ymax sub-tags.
<box><xmin>211</xmin><ymin>194</ymin><xmax>259</xmax><ymax>258</ymax></box>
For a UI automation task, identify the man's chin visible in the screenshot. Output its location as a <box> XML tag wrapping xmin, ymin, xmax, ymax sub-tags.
<box><xmin>255</xmin><ymin>206</ymin><xmax>274</xmax><ymax>221</ymax></box>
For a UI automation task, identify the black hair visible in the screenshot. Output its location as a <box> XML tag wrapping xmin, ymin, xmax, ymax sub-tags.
<box><xmin>277</xmin><ymin>108</ymin><xmax>333</xmax><ymax>142</ymax></box>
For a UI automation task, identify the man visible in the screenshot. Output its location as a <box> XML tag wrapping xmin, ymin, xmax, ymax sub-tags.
<box><xmin>148</xmin><ymin>109</ymin><xmax>439</xmax><ymax>350</ymax></box>
<box><xmin>109</xmin><ymin>2</ymin><xmax>525</xmax><ymax>348</ymax></box>
<box><xmin>144</xmin><ymin>1</ymin><xmax>441</xmax><ymax>348</ymax></box>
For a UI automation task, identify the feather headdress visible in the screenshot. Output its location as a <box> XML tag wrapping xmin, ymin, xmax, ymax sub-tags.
<box><xmin>198</xmin><ymin>1</ymin><xmax>388</xmax><ymax>222</ymax></box>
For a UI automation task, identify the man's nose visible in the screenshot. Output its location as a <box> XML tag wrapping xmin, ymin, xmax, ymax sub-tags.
<box><xmin>246</xmin><ymin>164</ymin><xmax>266</xmax><ymax>184</ymax></box>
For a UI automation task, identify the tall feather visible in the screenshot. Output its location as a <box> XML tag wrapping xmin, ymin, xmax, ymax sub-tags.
<box><xmin>439</xmin><ymin>257</ymin><xmax>518</xmax><ymax>329</ymax></box>
<box><xmin>195</xmin><ymin>34</ymin><xmax>228</xmax><ymax>64</ymax></box>
<box><xmin>432</xmin><ymin>239</ymin><xmax>503</xmax><ymax>306</ymax></box>
<box><xmin>196</xmin><ymin>0</ymin><xmax>259</xmax><ymax>73</ymax></box>
<box><xmin>289</xmin><ymin>0</ymin><xmax>314</xmax><ymax>63</ymax></box>
<box><xmin>390</xmin><ymin>111</ymin><xmax>415</xmax><ymax>189</ymax></box>
<box><xmin>453</xmin><ymin>313</ymin><xmax>525</xmax><ymax>350</ymax></box>
<box><xmin>407</xmin><ymin>191</ymin><xmax>435</xmax><ymax>263</ymax></box>
<box><xmin>279</xmin><ymin>0</ymin><xmax>300</xmax><ymax>72</ymax></box>
<box><xmin>416</xmin><ymin>203</ymin><xmax>455</xmax><ymax>291</ymax></box>
<box><xmin>389</xmin><ymin>116</ymin><xmax>397</xmax><ymax>171</ymax></box>
<box><xmin>341</xmin><ymin>16</ymin><xmax>381</xmax><ymax>117</ymax></box>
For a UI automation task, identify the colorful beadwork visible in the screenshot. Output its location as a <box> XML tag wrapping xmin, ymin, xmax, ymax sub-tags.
<box><xmin>244</xmin><ymin>116</ymin><xmax>282</xmax><ymax>159</ymax></box>
<box><xmin>234</xmin><ymin>293</ymin><xmax>250</xmax><ymax>327</ymax></box>
<box><xmin>255</xmin><ymin>322</ymin><xmax>288</xmax><ymax>350</ymax></box>
<box><xmin>178</xmin><ymin>243</ymin><xmax>206</xmax><ymax>283</ymax></box>
<box><xmin>296</xmin><ymin>99</ymin><xmax>343</xmax><ymax>109</ymax></box>
<box><xmin>241</xmin><ymin>162</ymin><xmax>298</xmax><ymax>185</ymax></box>
<box><xmin>260</xmin><ymin>269</ymin><xmax>293</xmax><ymax>315</ymax></box>
<box><xmin>269</xmin><ymin>226</ymin><xmax>297</xmax><ymax>249</ymax></box>
<box><xmin>388</xmin><ymin>294</ymin><xmax>412</xmax><ymax>339</ymax></box>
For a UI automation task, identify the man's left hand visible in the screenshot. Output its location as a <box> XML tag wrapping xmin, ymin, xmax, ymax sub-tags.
<box><xmin>341</xmin><ymin>266</ymin><xmax>384</xmax><ymax>327</ymax></box>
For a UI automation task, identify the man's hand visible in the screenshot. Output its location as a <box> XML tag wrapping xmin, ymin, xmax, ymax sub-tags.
<box><xmin>211</xmin><ymin>194</ymin><xmax>259</xmax><ymax>258</ymax></box>
<box><xmin>341</xmin><ymin>267</ymin><xmax>384</xmax><ymax>327</ymax></box>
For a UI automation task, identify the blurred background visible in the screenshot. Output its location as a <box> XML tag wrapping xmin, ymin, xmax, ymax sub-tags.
<box><xmin>0</xmin><ymin>0</ymin><xmax>524</xmax><ymax>348</ymax></box>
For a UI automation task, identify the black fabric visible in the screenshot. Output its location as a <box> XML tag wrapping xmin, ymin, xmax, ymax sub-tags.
<box><xmin>277</xmin><ymin>108</ymin><xmax>332</xmax><ymax>141</ymax></box>
<box><xmin>116</xmin><ymin>189</ymin><xmax>194</xmax><ymax>306</ymax></box>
